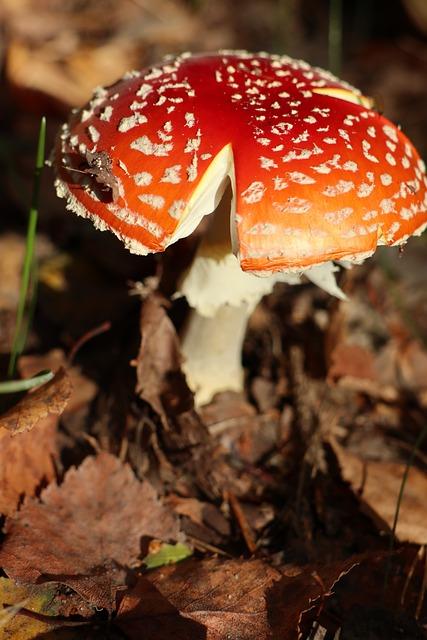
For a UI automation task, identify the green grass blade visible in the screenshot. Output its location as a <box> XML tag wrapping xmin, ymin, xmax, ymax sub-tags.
<box><xmin>0</xmin><ymin>370</ymin><xmax>53</xmax><ymax>394</ymax></box>
<box><xmin>329</xmin><ymin>0</ymin><xmax>343</xmax><ymax>75</ymax></box>
<box><xmin>7</xmin><ymin>116</ymin><xmax>46</xmax><ymax>378</ymax></box>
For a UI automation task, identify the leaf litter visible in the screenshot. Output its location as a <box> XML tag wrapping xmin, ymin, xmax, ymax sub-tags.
<box><xmin>1</xmin><ymin>1</ymin><xmax>427</xmax><ymax>638</ymax></box>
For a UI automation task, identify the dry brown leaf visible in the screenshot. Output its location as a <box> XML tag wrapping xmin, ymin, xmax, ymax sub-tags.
<box><xmin>328</xmin><ymin>343</ymin><xmax>377</xmax><ymax>383</ymax></box>
<box><xmin>0</xmin><ymin>418</ymin><xmax>58</xmax><ymax>517</ymax></box>
<box><xmin>136</xmin><ymin>294</ymin><xmax>206</xmax><ymax>448</ymax></box>
<box><xmin>0</xmin><ymin>368</ymin><xmax>72</xmax><ymax>434</ymax></box>
<box><xmin>2</xmin><ymin>0</ymin><xmax>204</xmax><ymax>110</ymax></box>
<box><xmin>117</xmin><ymin>556</ymin><xmax>366</xmax><ymax>640</ymax></box>
<box><xmin>0</xmin><ymin>452</ymin><xmax>180</xmax><ymax>611</ymax></box>
<box><xmin>117</xmin><ymin>557</ymin><xmax>281</xmax><ymax>640</ymax></box>
<box><xmin>333</xmin><ymin>440</ymin><xmax>427</xmax><ymax>544</ymax></box>
<box><xmin>19</xmin><ymin>350</ymin><xmax>97</xmax><ymax>413</ymax></box>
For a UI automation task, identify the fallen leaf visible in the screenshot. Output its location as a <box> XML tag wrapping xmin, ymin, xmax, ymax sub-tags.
<box><xmin>117</xmin><ymin>557</ymin><xmax>281</xmax><ymax>640</ymax></box>
<box><xmin>0</xmin><ymin>368</ymin><xmax>72</xmax><ymax>434</ymax></box>
<box><xmin>328</xmin><ymin>343</ymin><xmax>377</xmax><ymax>383</ymax></box>
<box><xmin>0</xmin><ymin>417</ymin><xmax>58</xmax><ymax>517</ymax></box>
<box><xmin>0</xmin><ymin>577</ymin><xmax>93</xmax><ymax>639</ymax></box>
<box><xmin>19</xmin><ymin>350</ymin><xmax>98</xmax><ymax>414</ymax></box>
<box><xmin>332</xmin><ymin>440</ymin><xmax>427</xmax><ymax>543</ymax></box>
<box><xmin>136</xmin><ymin>294</ymin><xmax>207</xmax><ymax>448</ymax></box>
<box><xmin>0</xmin><ymin>452</ymin><xmax>180</xmax><ymax>611</ymax></box>
<box><xmin>142</xmin><ymin>542</ymin><xmax>192</xmax><ymax>570</ymax></box>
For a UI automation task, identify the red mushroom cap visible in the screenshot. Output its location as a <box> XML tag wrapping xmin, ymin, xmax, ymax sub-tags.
<box><xmin>55</xmin><ymin>51</ymin><xmax>427</xmax><ymax>271</ymax></box>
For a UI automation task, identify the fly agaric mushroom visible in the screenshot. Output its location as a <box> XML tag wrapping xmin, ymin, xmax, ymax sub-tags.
<box><xmin>54</xmin><ymin>51</ymin><xmax>427</xmax><ymax>405</ymax></box>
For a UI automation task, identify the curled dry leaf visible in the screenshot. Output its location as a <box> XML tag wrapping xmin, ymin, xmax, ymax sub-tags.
<box><xmin>0</xmin><ymin>452</ymin><xmax>180</xmax><ymax>611</ymax></box>
<box><xmin>19</xmin><ymin>349</ymin><xmax>98</xmax><ymax>414</ymax></box>
<box><xmin>0</xmin><ymin>367</ymin><xmax>72</xmax><ymax>434</ymax></box>
<box><xmin>136</xmin><ymin>294</ymin><xmax>207</xmax><ymax>448</ymax></box>
<box><xmin>332</xmin><ymin>440</ymin><xmax>427</xmax><ymax>544</ymax></box>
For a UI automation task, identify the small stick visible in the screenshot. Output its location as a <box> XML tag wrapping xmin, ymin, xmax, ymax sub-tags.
<box><xmin>67</xmin><ymin>320</ymin><xmax>111</xmax><ymax>365</ymax></box>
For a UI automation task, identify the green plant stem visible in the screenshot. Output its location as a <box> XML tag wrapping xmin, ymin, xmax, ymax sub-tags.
<box><xmin>7</xmin><ymin>117</ymin><xmax>46</xmax><ymax>378</ymax></box>
<box><xmin>0</xmin><ymin>370</ymin><xmax>53</xmax><ymax>394</ymax></box>
<box><xmin>329</xmin><ymin>0</ymin><xmax>342</xmax><ymax>76</ymax></box>
<box><xmin>383</xmin><ymin>424</ymin><xmax>427</xmax><ymax>592</ymax></box>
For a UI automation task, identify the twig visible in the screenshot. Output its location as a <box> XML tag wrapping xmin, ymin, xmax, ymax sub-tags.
<box><xmin>67</xmin><ymin>320</ymin><xmax>111</xmax><ymax>365</ymax></box>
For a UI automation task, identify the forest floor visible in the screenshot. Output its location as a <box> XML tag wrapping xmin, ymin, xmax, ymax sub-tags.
<box><xmin>0</xmin><ymin>1</ymin><xmax>427</xmax><ymax>638</ymax></box>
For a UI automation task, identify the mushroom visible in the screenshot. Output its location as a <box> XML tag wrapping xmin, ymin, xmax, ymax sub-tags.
<box><xmin>54</xmin><ymin>51</ymin><xmax>427</xmax><ymax>405</ymax></box>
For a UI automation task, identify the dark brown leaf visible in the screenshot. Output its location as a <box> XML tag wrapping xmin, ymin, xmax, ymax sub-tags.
<box><xmin>117</xmin><ymin>557</ymin><xmax>281</xmax><ymax>640</ymax></box>
<box><xmin>0</xmin><ymin>368</ymin><xmax>72</xmax><ymax>434</ymax></box>
<box><xmin>0</xmin><ymin>452</ymin><xmax>180</xmax><ymax>611</ymax></box>
<box><xmin>136</xmin><ymin>294</ymin><xmax>206</xmax><ymax>448</ymax></box>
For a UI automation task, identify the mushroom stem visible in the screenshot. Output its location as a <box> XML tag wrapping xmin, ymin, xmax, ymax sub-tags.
<box><xmin>181</xmin><ymin>302</ymin><xmax>254</xmax><ymax>406</ymax></box>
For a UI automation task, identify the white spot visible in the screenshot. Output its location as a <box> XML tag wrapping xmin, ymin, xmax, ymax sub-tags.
<box><xmin>160</xmin><ymin>165</ymin><xmax>181</xmax><ymax>184</ymax></box>
<box><xmin>287</xmin><ymin>171</ymin><xmax>316</xmax><ymax>185</ymax></box>
<box><xmin>323</xmin><ymin>180</ymin><xmax>354</xmax><ymax>197</ymax></box>
<box><xmin>99</xmin><ymin>106</ymin><xmax>113</xmax><ymax>122</ymax></box>
<box><xmin>324</xmin><ymin>207</ymin><xmax>353</xmax><ymax>224</ymax></box>
<box><xmin>256</xmin><ymin>138</ymin><xmax>271</xmax><ymax>146</ymax></box>
<box><xmin>362</xmin><ymin>140</ymin><xmax>379</xmax><ymax>163</ymax></box>
<box><xmin>292</xmin><ymin>131</ymin><xmax>310</xmax><ymax>144</ymax></box>
<box><xmin>367</xmin><ymin>126</ymin><xmax>376</xmax><ymax>138</ymax></box>
<box><xmin>343</xmin><ymin>161</ymin><xmax>358</xmax><ymax>172</ymax></box>
<box><xmin>380</xmin><ymin>173</ymin><xmax>393</xmax><ymax>186</ymax></box>
<box><xmin>184</xmin><ymin>130</ymin><xmax>202</xmax><ymax>153</ymax></box>
<box><xmin>386</xmin><ymin>152</ymin><xmax>397</xmax><ymax>166</ymax></box>
<box><xmin>241</xmin><ymin>181</ymin><xmax>266</xmax><ymax>204</ymax></box>
<box><xmin>118</xmin><ymin>113</ymin><xmax>148</xmax><ymax>133</ymax></box>
<box><xmin>169</xmin><ymin>199</ymin><xmax>187</xmax><ymax>219</ymax></box>
<box><xmin>87</xmin><ymin>125</ymin><xmax>100</xmax><ymax>143</ymax></box>
<box><xmin>201</xmin><ymin>153</ymin><xmax>212</xmax><ymax>160</ymax></box>
<box><xmin>130</xmin><ymin>101</ymin><xmax>147</xmax><ymax>111</ymax></box>
<box><xmin>362</xmin><ymin>210</ymin><xmax>378</xmax><ymax>220</ymax></box>
<box><xmin>134</xmin><ymin>172</ymin><xmax>152</xmax><ymax>186</ymax></box>
<box><xmin>402</xmin><ymin>157</ymin><xmax>410</xmax><ymax>169</ymax></box>
<box><xmin>380</xmin><ymin>198</ymin><xmax>396</xmax><ymax>214</ymax></box>
<box><xmin>323</xmin><ymin>137</ymin><xmax>337</xmax><ymax>144</ymax></box>
<box><xmin>273</xmin><ymin>177</ymin><xmax>288</xmax><ymax>190</ymax></box>
<box><xmin>185</xmin><ymin>112</ymin><xmax>195</xmax><ymax>127</ymax></box>
<box><xmin>136</xmin><ymin>83</ymin><xmax>153</xmax><ymax>99</ymax></box>
<box><xmin>357</xmin><ymin>182</ymin><xmax>375</xmax><ymax>198</ymax></box>
<box><xmin>131</xmin><ymin>135</ymin><xmax>173</xmax><ymax>156</ymax></box>
<box><xmin>187</xmin><ymin>154</ymin><xmax>198</xmax><ymax>182</ymax></box>
<box><xmin>118</xmin><ymin>160</ymin><xmax>129</xmax><ymax>175</ymax></box>
<box><xmin>260</xmin><ymin>156</ymin><xmax>278</xmax><ymax>170</ymax></box>
<box><xmin>383</xmin><ymin>124</ymin><xmax>398</xmax><ymax>143</ymax></box>
<box><xmin>273</xmin><ymin>197</ymin><xmax>311</xmax><ymax>214</ymax></box>
<box><xmin>386</xmin><ymin>140</ymin><xmax>397</xmax><ymax>152</ymax></box>
<box><xmin>138</xmin><ymin>194</ymin><xmax>165</xmax><ymax>210</ymax></box>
